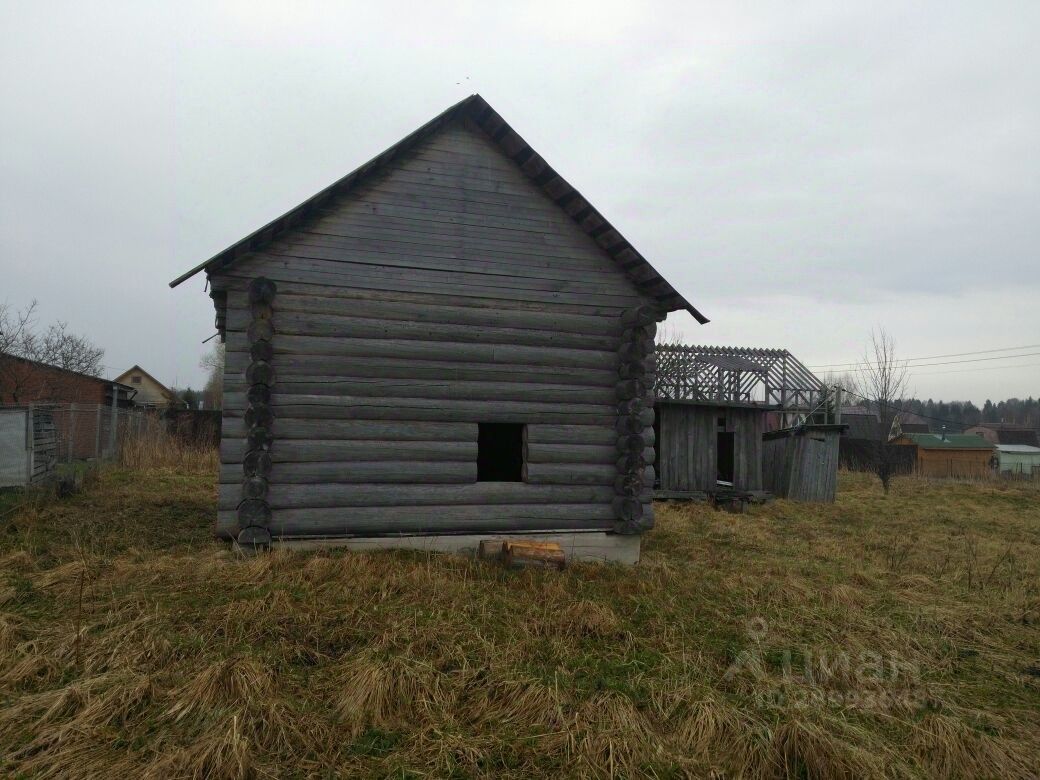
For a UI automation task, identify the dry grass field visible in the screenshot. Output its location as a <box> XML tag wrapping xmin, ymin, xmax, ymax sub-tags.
<box><xmin>1</xmin><ymin>453</ymin><xmax>1038</xmax><ymax>778</ymax></box>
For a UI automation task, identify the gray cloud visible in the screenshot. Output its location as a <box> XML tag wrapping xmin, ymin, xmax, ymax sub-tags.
<box><xmin>1</xmin><ymin>1</ymin><xmax>1037</xmax><ymax>402</ymax></box>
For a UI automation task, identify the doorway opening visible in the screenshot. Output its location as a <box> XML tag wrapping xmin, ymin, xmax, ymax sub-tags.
<box><xmin>717</xmin><ymin>416</ymin><xmax>735</xmax><ymax>485</ymax></box>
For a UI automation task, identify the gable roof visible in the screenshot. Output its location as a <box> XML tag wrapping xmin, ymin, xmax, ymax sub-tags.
<box><xmin>0</xmin><ymin>352</ymin><xmax>134</xmax><ymax>391</ymax></box>
<box><xmin>168</xmin><ymin>94</ymin><xmax>707</xmax><ymax>322</ymax></box>
<box><xmin>113</xmin><ymin>365</ymin><xmax>176</xmax><ymax>400</ymax></box>
<box><xmin>900</xmin><ymin>433</ymin><xmax>995</xmax><ymax>450</ymax></box>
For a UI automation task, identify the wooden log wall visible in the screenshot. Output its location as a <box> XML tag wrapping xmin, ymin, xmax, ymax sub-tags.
<box><xmin>237</xmin><ymin>277</ymin><xmax>277</xmax><ymax>547</ymax></box>
<box><xmin>212</xmin><ymin>117</ymin><xmax>657</xmax><ymax>540</ymax></box>
<box><xmin>611</xmin><ymin>305</ymin><xmax>661</xmax><ymax>533</ymax></box>
<box><xmin>762</xmin><ymin>426</ymin><xmax>841</xmax><ymax>502</ymax></box>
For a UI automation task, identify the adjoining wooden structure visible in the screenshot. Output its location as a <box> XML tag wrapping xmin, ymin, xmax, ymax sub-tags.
<box><xmin>890</xmin><ymin>433</ymin><xmax>995</xmax><ymax>479</ymax></box>
<box><xmin>762</xmin><ymin>425</ymin><xmax>844</xmax><ymax>502</ymax></box>
<box><xmin>654</xmin><ymin>345</ymin><xmax>841</xmax><ymax>501</ymax></box>
<box><xmin>169</xmin><ymin>94</ymin><xmax>705</xmax><ymax>561</ymax></box>
<box><xmin>655</xmin><ymin>404</ymin><xmax>765</xmax><ymax>494</ymax></box>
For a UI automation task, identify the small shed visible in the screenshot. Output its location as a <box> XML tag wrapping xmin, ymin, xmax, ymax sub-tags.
<box><xmin>762</xmin><ymin>425</ymin><xmax>845</xmax><ymax>502</ymax></box>
<box><xmin>653</xmin><ymin>345</ymin><xmax>839</xmax><ymax>500</ymax></box>
<box><xmin>890</xmin><ymin>433</ymin><xmax>995</xmax><ymax>479</ymax></box>
<box><xmin>169</xmin><ymin>95</ymin><xmax>705</xmax><ymax>561</ymax></box>
<box><xmin>994</xmin><ymin>444</ymin><xmax>1040</xmax><ymax>478</ymax></box>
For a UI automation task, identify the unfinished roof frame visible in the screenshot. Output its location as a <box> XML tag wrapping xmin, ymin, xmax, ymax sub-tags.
<box><xmin>655</xmin><ymin>344</ymin><xmax>825</xmax><ymax>411</ymax></box>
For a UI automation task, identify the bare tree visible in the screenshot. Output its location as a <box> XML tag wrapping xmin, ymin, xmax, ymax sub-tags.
<box><xmin>0</xmin><ymin>300</ymin><xmax>106</xmax><ymax>403</ymax></box>
<box><xmin>200</xmin><ymin>342</ymin><xmax>225</xmax><ymax>410</ymax></box>
<box><xmin>0</xmin><ymin>300</ymin><xmax>37</xmax><ymax>356</ymax></box>
<box><xmin>654</xmin><ymin>322</ymin><xmax>686</xmax><ymax>347</ymax></box>
<box><xmin>848</xmin><ymin>328</ymin><xmax>911</xmax><ymax>493</ymax></box>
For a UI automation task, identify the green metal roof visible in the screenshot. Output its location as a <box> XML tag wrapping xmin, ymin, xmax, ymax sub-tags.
<box><xmin>902</xmin><ymin>433</ymin><xmax>995</xmax><ymax>450</ymax></box>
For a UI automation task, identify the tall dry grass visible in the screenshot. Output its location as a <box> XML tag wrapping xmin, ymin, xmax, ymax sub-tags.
<box><xmin>0</xmin><ymin>469</ymin><xmax>1038</xmax><ymax>778</ymax></box>
<box><xmin>116</xmin><ymin>415</ymin><xmax>218</xmax><ymax>474</ymax></box>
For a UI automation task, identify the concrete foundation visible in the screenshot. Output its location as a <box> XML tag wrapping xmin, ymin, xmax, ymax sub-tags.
<box><xmin>270</xmin><ymin>530</ymin><xmax>641</xmax><ymax>564</ymax></box>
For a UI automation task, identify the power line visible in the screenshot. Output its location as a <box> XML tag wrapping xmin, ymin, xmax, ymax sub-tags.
<box><xmin>911</xmin><ymin>362</ymin><xmax>1040</xmax><ymax>377</ymax></box>
<box><xmin>818</xmin><ymin>351</ymin><xmax>1040</xmax><ymax>375</ymax></box>
<box><xmin>808</xmin><ymin>343</ymin><xmax>1040</xmax><ymax>370</ymax></box>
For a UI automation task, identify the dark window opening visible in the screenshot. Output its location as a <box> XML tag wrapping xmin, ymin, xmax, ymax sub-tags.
<box><xmin>717</xmin><ymin>431</ymin><xmax>735</xmax><ymax>484</ymax></box>
<box><xmin>478</xmin><ymin>423</ymin><xmax>524</xmax><ymax>481</ymax></box>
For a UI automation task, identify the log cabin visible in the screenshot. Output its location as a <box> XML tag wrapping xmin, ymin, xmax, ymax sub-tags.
<box><xmin>169</xmin><ymin>94</ymin><xmax>706</xmax><ymax>562</ymax></box>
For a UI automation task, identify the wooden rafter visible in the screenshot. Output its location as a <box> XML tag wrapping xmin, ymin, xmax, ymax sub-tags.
<box><xmin>655</xmin><ymin>345</ymin><xmax>824</xmax><ymax>411</ymax></box>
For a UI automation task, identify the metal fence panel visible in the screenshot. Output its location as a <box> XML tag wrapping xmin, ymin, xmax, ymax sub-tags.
<box><xmin>0</xmin><ymin>409</ymin><xmax>29</xmax><ymax>487</ymax></box>
<box><xmin>1</xmin><ymin>403</ymin><xmax>149</xmax><ymax>481</ymax></box>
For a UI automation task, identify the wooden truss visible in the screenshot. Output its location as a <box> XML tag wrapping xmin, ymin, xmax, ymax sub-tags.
<box><xmin>655</xmin><ymin>345</ymin><xmax>825</xmax><ymax>411</ymax></box>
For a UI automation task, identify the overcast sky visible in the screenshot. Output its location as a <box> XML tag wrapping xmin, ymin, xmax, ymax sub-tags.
<box><xmin>2</xmin><ymin>1</ymin><xmax>1038</xmax><ymax>403</ymax></box>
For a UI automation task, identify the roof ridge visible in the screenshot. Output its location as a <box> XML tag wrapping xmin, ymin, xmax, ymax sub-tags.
<box><xmin>168</xmin><ymin>95</ymin><xmax>705</xmax><ymax>322</ymax></box>
<box><xmin>114</xmin><ymin>364</ymin><xmax>176</xmax><ymax>397</ymax></box>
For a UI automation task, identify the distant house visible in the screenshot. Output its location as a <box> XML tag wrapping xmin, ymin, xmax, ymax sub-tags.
<box><xmin>113</xmin><ymin>365</ymin><xmax>181</xmax><ymax>409</ymax></box>
<box><xmin>993</xmin><ymin>444</ymin><xmax>1040</xmax><ymax>477</ymax></box>
<box><xmin>890</xmin><ymin>432</ymin><xmax>995</xmax><ymax>479</ymax></box>
<box><xmin>840</xmin><ymin>406</ymin><xmax>881</xmax><ymax>439</ymax></box>
<box><xmin>963</xmin><ymin>422</ymin><xmax>1039</xmax><ymax>448</ymax></box>
<box><xmin>837</xmin><ymin>406</ymin><xmax>881</xmax><ymax>470</ymax></box>
<box><xmin>892</xmin><ymin>411</ymin><xmax>930</xmax><ymax>436</ymax></box>
<box><xmin>897</xmin><ymin>422</ymin><xmax>930</xmax><ymax>434</ymax></box>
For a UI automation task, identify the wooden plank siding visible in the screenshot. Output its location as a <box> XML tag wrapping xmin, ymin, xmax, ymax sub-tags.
<box><xmin>656</xmin><ymin>404</ymin><xmax>764</xmax><ymax>493</ymax></box>
<box><xmin>213</xmin><ymin>117</ymin><xmax>655</xmax><ymax>539</ymax></box>
<box><xmin>762</xmin><ymin>426</ymin><xmax>842</xmax><ymax>502</ymax></box>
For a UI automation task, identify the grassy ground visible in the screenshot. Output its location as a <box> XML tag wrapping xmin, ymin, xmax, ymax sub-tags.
<box><xmin>1</xmin><ymin>464</ymin><xmax>1038</xmax><ymax>779</ymax></box>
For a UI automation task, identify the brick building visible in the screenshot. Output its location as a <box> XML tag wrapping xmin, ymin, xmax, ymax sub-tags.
<box><xmin>0</xmin><ymin>353</ymin><xmax>136</xmax><ymax>459</ymax></box>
